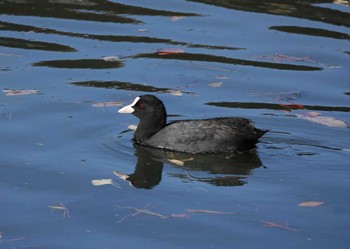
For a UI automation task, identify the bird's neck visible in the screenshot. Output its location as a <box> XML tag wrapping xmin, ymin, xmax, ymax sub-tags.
<box><xmin>134</xmin><ymin>112</ymin><xmax>166</xmax><ymax>144</ymax></box>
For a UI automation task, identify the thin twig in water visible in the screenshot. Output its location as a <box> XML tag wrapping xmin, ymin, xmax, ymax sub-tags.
<box><xmin>48</xmin><ymin>202</ymin><xmax>70</xmax><ymax>218</ymax></box>
<box><xmin>261</xmin><ymin>220</ymin><xmax>298</xmax><ymax>232</ymax></box>
<box><xmin>186</xmin><ymin>209</ymin><xmax>238</xmax><ymax>215</ymax></box>
<box><xmin>116</xmin><ymin>204</ymin><xmax>167</xmax><ymax>223</ymax></box>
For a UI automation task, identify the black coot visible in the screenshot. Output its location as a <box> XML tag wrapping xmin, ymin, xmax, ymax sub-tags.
<box><xmin>118</xmin><ymin>95</ymin><xmax>267</xmax><ymax>154</ymax></box>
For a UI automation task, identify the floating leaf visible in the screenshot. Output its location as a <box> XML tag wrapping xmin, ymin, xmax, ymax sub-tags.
<box><xmin>168</xmin><ymin>159</ymin><xmax>185</xmax><ymax>166</ymax></box>
<box><xmin>128</xmin><ymin>124</ymin><xmax>138</xmax><ymax>131</ymax></box>
<box><xmin>280</xmin><ymin>103</ymin><xmax>305</xmax><ymax>110</ymax></box>
<box><xmin>156</xmin><ymin>49</ymin><xmax>185</xmax><ymax>55</ymax></box>
<box><xmin>168</xmin><ymin>89</ymin><xmax>183</xmax><ymax>96</ymax></box>
<box><xmin>102</xmin><ymin>56</ymin><xmax>121</xmax><ymax>62</ymax></box>
<box><xmin>168</xmin><ymin>157</ymin><xmax>193</xmax><ymax>166</ymax></box>
<box><xmin>297</xmin><ymin>112</ymin><xmax>347</xmax><ymax>128</ymax></box>
<box><xmin>208</xmin><ymin>82</ymin><xmax>223</xmax><ymax>88</ymax></box>
<box><xmin>91</xmin><ymin>179</ymin><xmax>114</xmax><ymax>186</ymax></box>
<box><xmin>170</xmin><ymin>16</ymin><xmax>187</xmax><ymax>21</ymax></box>
<box><xmin>4</xmin><ymin>89</ymin><xmax>40</xmax><ymax>96</ymax></box>
<box><xmin>298</xmin><ymin>201</ymin><xmax>325</xmax><ymax>207</ymax></box>
<box><xmin>92</xmin><ymin>101</ymin><xmax>123</xmax><ymax>107</ymax></box>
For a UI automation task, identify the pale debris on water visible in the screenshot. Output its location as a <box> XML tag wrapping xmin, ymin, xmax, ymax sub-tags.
<box><xmin>102</xmin><ymin>56</ymin><xmax>121</xmax><ymax>62</ymax></box>
<box><xmin>208</xmin><ymin>82</ymin><xmax>223</xmax><ymax>88</ymax></box>
<box><xmin>92</xmin><ymin>101</ymin><xmax>124</xmax><ymax>107</ymax></box>
<box><xmin>297</xmin><ymin>112</ymin><xmax>348</xmax><ymax>128</ymax></box>
<box><xmin>128</xmin><ymin>124</ymin><xmax>138</xmax><ymax>131</ymax></box>
<box><xmin>91</xmin><ymin>179</ymin><xmax>122</xmax><ymax>189</ymax></box>
<box><xmin>91</xmin><ymin>179</ymin><xmax>116</xmax><ymax>186</ymax></box>
<box><xmin>170</xmin><ymin>16</ymin><xmax>187</xmax><ymax>21</ymax></box>
<box><xmin>3</xmin><ymin>89</ymin><xmax>40</xmax><ymax>96</ymax></box>
<box><xmin>168</xmin><ymin>159</ymin><xmax>185</xmax><ymax>166</ymax></box>
<box><xmin>156</xmin><ymin>49</ymin><xmax>185</xmax><ymax>55</ymax></box>
<box><xmin>48</xmin><ymin>202</ymin><xmax>70</xmax><ymax>218</ymax></box>
<box><xmin>167</xmin><ymin>89</ymin><xmax>183</xmax><ymax>96</ymax></box>
<box><xmin>168</xmin><ymin>157</ymin><xmax>194</xmax><ymax>166</ymax></box>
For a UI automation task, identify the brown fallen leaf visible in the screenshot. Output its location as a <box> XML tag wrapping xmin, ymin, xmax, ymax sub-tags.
<box><xmin>92</xmin><ymin>101</ymin><xmax>124</xmax><ymax>107</ymax></box>
<box><xmin>3</xmin><ymin>89</ymin><xmax>40</xmax><ymax>96</ymax></box>
<box><xmin>298</xmin><ymin>201</ymin><xmax>325</xmax><ymax>207</ymax></box>
<box><xmin>156</xmin><ymin>49</ymin><xmax>185</xmax><ymax>55</ymax></box>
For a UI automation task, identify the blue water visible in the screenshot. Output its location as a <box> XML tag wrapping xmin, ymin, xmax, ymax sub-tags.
<box><xmin>1</xmin><ymin>0</ymin><xmax>349</xmax><ymax>248</ymax></box>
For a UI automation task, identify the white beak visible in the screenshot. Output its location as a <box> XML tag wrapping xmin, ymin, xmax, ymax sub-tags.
<box><xmin>118</xmin><ymin>96</ymin><xmax>140</xmax><ymax>114</ymax></box>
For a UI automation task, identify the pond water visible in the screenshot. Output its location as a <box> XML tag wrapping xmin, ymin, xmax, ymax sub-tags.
<box><xmin>1</xmin><ymin>0</ymin><xmax>350</xmax><ymax>248</ymax></box>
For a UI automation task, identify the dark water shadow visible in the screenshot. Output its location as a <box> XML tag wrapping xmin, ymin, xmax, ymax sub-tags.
<box><xmin>0</xmin><ymin>21</ymin><xmax>239</xmax><ymax>51</ymax></box>
<box><xmin>132</xmin><ymin>52</ymin><xmax>323</xmax><ymax>71</ymax></box>
<box><xmin>270</xmin><ymin>26</ymin><xmax>350</xmax><ymax>40</ymax></box>
<box><xmin>70</xmin><ymin>80</ymin><xmax>196</xmax><ymax>95</ymax></box>
<box><xmin>0</xmin><ymin>36</ymin><xmax>76</xmax><ymax>52</ymax></box>
<box><xmin>189</xmin><ymin>0</ymin><xmax>350</xmax><ymax>28</ymax></box>
<box><xmin>206</xmin><ymin>101</ymin><xmax>350</xmax><ymax>112</ymax></box>
<box><xmin>33</xmin><ymin>59</ymin><xmax>124</xmax><ymax>69</ymax></box>
<box><xmin>114</xmin><ymin>144</ymin><xmax>263</xmax><ymax>189</ymax></box>
<box><xmin>0</xmin><ymin>0</ymin><xmax>199</xmax><ymax>25</ymax></box>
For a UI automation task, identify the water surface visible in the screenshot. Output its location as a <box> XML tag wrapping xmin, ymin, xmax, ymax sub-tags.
<box><xmin>1</xmin><ymin>0</ymin><xmax>349</xmax><ymax>248</ymax></box>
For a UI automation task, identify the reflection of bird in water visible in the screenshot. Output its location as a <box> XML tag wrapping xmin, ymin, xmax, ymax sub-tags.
<box><xmin>118</xmin><ymin>95</ymin><xmax>267</xmax><ymax>154</ymax></box>
<box><xmin>114</xmin><ymin>145</ymin><xmax>263</xmax><ymax>189</ymax></box>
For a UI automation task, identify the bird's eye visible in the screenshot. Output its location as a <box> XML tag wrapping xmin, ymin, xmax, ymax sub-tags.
<box><xmin>139</xmin><ymin>103</ymin><xmax>145</xmax><ymax>109</ymax></box>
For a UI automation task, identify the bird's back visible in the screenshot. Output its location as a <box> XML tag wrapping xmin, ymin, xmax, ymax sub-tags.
<box><xmin>145</xmin><ymin>117</ymin><xmax>267</xmax><ymax>154</ymax></box>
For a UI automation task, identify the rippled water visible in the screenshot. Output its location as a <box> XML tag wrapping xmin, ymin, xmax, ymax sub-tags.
<box><xmin>1</xmin><ymin>0</ymin><xmax>349</xmax><ymax>248</ymax></box>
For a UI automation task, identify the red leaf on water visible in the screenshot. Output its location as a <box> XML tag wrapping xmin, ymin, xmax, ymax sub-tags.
<box><xmin>280</xmin><ymin>103</ymin><xmax>305</xmax><ymax>110</ymax></box>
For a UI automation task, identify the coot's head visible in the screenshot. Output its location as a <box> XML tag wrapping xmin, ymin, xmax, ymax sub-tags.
<box><xmin>118</xmin><ymin>95</ymin><xmax>166</xmax><ymax>119</ymax></box>
<box><xmin>118</xmin><ymin>95</ymin><xmax>167</xmax><ymax>142</ymax></box>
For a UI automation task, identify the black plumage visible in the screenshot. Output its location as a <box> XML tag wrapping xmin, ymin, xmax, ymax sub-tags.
<box><xmin>118</xmin><ymin>95</ymin><xmax>267</xmax><ymax>154</ymax></box>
